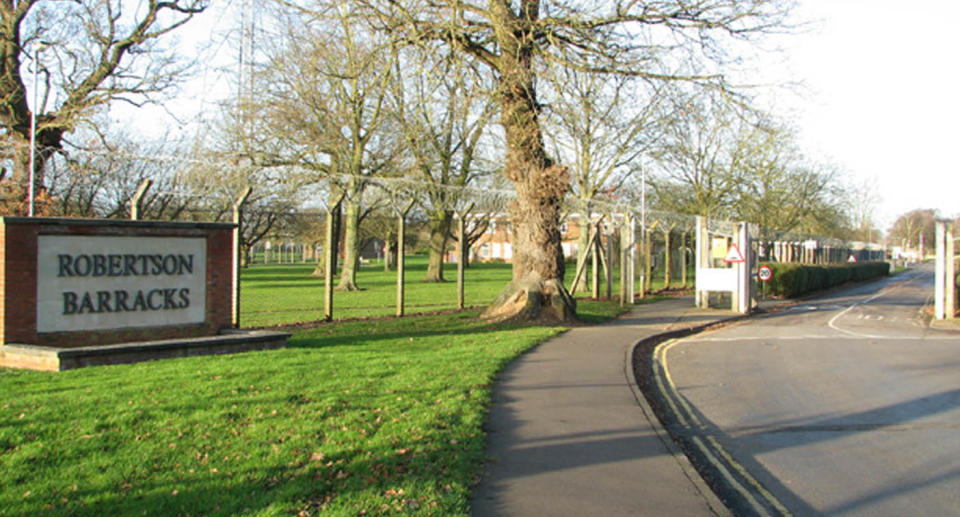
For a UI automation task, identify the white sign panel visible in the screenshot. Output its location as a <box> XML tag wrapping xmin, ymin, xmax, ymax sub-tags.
<box><xmin>36</xmin><ymin>236</ymin><xmax>207</xmax><ymax>333</ymax></box>
<box><xmin>696</xmin><ymin>267</ymin><xmax>738</xmax><ymax>292</ymax></box>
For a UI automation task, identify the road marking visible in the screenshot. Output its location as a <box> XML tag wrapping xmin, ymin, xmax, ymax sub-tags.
<box><xmin>656</xmin><ymin>339</ymin><xmax>705</xmax><ymax>429</ymax></box>
<box><xmin>653</xmin><ymin>339</ymin><xmax>692</xmax><ymax>429</ymax></box>
<box><xmin>687</xmin><ymin>335</ymin><xmax>958</xmax><ymax>342</ymax></box>
<box><xmin>691</xmin><ymin>436</ymin><xmax>777</xmax><ymax>517</ymax></box>
<box><xmin>828</xmin><ymin>288</ymin><xmax>891</xmax><ymax>338</ymax></box>
<box><xmin>706</xmin><ymin>435</ymin><xmax>793</xmax><ymax>517</ymax></box>
<box><xmin>649</xmin><ymin>269</ymin><xmax>947</xmax><ymax>516</ymax></box>
<box><xmin>655</xmin><ymin>338</ymin><xmax>792</xmax><ymax>516</ymax></box>
<box><xmin>827</xmin><ymin>272</ymin><xmax>934</xmax><ymax>338</ymax></box>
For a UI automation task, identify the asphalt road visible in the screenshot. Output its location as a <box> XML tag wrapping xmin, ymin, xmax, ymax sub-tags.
<box><xmin>656</xmin><ymin>263</ymin><xmax>960</xmax><ymax>516</ymax></box>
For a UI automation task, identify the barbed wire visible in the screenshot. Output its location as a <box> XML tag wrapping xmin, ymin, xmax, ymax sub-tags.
<box><xmin>4</xmin><ymin>146</ymin><xmax>881</xmax><ymax>249</ymax></box>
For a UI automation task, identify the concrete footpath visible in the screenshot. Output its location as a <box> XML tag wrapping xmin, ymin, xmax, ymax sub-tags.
<box><xmin>471</xmin><ymin>297</ymin><xmax>743</xmax><ymax>517</ymax></box>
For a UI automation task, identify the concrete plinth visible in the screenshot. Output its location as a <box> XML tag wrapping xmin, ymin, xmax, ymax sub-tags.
<box><xmin>0</xmin><ymin>329</ymin><xmax>289</xmax><ymax>371</ymax></box>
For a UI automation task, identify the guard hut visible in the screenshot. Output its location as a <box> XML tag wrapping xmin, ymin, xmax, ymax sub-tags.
<box><xmin>0</xmin><ymin>217</ymin><xmax>288</xmax><ymax>371</ymax></box>
<box><xmin>694</xmin><ymin>217</ymin><xmax>752</xmax><ymax>314</ymax></box>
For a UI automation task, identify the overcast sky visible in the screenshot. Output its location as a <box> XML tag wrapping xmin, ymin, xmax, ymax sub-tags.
<box><xmin>115</xmin><ymin>1</ymin><xmax>958</xmax><ymax>232</ymax></box>
<box><xmin>772</xmin><ymin>0</ymin><xmax>959</xmax><ymax>229</ymax></box>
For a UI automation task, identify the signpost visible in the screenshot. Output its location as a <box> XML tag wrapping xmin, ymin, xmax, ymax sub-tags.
<box><xmin>758</xmin><ymin>264</ymin><xmax>773</xmax><ymax>299</ymax></box>
<box><xmin>723</xmin><ymin>243</ymin><xmax>746</xmax><ymax>264</ymax></box>
<box><xmin>758</xmin><ymin>265</ymin><xmax>773</xmax><ymax>281</ymax></box>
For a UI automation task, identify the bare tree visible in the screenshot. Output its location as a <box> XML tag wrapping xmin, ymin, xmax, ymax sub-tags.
<box><xmin>846</xmin><ymin>175</ymin><xmax>882</xmax><ymax>243</ymax></box>
<box><xmin>354</xmin><ymin>0</ymin><xmax>793</xmax><ymax>322</ymax></box>
<box><xmin>0</xmin><ymin>0</ymin><xmax>208</xmax><ymax>213</ymax></box>
<box><xmin>391</xmin><ymin>48</ymin><xmax>496</xmax><ymax>282</ymax></box>
<box><xmin>798</xmin><ymin>194</ymin><xmax>852</xmax><ymax>240</ymax></box>
<box><xmin>731</xmin><ymin>124</ymin><xmax>838</xmax><ymax>240</ymax></box>
<box><xmin>250</xmin><ymin>2</ymin><xmax>400</xmax><ymax>290</ymax></box>
<box><xmin>651</xmin><ymin>95</ymin><xmax>755</xmax><ymax>220</ymax></box>
<box><xmin>543</xmin><ymin>68</ymin><xmax>664</xmax><ymax>293</ymax></box>
<box><xmin>41</xmin><ymin>132</ymin><xmax>195</xmax><ymax>219</ymax></box>
<box><xmin>889</xmin><ymin>208</ymin><xmax>939</xmax><ymax>254</ymax></box>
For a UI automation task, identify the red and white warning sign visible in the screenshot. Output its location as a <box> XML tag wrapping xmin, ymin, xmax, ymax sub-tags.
<box><xmin>847</xmin><ymin>254</ymin><xmax>857</xmax><ymax>263</ymax></box>
<box><xmin>723</xmin><ymin>243</ymin><xmax>746</xmax><ymax>263</ymax></box>
<box><xmin>758</xmin><ymin>265</ymin><xmax>773</xmax><ymax>282</ymax></box>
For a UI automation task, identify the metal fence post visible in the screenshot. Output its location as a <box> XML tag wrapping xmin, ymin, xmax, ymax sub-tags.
<box><xmin>628</xmin><ymin>214</ymin><xmax>636</xmax><ymax>304</ymax></box>
<box><xmin>130</xmin><ymin>179</ymin><xmax>152</xmax><ymax>221</ymax></box>
<box><xmin>324</xmin><ymin>194</ymin><xmax>345</xmax><ymax>322</ymax></box>
<box><xmin>396</xmin><ymin>200</ymin><xmax>416</xmax><ymax>318</ymax></box>
<box><xmin>935</xmin><ymin>221</ymin><xmax>946</xmax><ymax>320</ymax></box>
<box><xmin>592</xmin><ymin>220</ymin><xmax>601</xmax><ymax>300</ymax></box>
<box><xmin>456</xmin><ymin>203</ymin><xmax>475</xmax><ymax>310</ymax></box>
<box><xmin>947</xmin><ymin>225</ymin><xmax>956</xmax><ymax>319</ymax></box>
<box><xmin>737</xmin><ymin>222</ymin><xmax>750</xmax><ymax>314</ymax></box>
<box><xmin>605</xmin><ymin>219</ymin><xmax>614</xmax><ymax>300</ymax></box>
<box><xmin>620</xmin><ymin>214</ymin><xmax>629</xmax><ymax>306</ymax></box>
<box><xmin>232</xmin><ymin>187</ymin><xmax>252</xmax><ymax>328</ymax></box>
<box><xmin>695</xmin><ymin>216</ymin><xmax>707</xmax><ymax>308</ymax></box>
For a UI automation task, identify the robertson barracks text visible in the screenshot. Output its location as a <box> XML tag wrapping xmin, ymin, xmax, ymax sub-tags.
<box><xmin>56</xmin><ymin>253</ymin><xmax>196</xmax><ymax>315</ymax></box>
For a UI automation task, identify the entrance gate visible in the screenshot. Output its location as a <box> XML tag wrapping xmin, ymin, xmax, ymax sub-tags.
<box><xmin>934</xmin><ymin>221</ymin><xmax>957</xmax><ymax>320</ymax></box>
<box><xmin>695</xmin><ymin>216</ymin><xmax>753</xmax><ymax>314</ymax></box>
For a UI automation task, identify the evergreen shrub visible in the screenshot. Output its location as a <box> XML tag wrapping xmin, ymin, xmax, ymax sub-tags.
<box><xmin>762</xmin><ymin>261</ymin><xmax>888</xmax><ymax>298</ymax></box>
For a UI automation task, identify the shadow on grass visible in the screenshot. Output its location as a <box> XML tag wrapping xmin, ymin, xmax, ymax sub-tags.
<box><xmin>286</xmin><ymin>313</ymin><xmax>547</xmax><ymax>352</ymax></box>
<box><xmin>20</xmin><ymin>436</ymin><xmax>477</xmax><ymax>516</ymax></box>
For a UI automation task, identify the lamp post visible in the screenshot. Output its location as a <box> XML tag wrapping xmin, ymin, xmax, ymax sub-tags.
<box><xmin>26</xmin><ymin>41</ymin><xmax>48</xmax><ymax>217</ymax></box>
<box><xmin>640</xmin><ymin>166</ymin><xmax>646</xmax><ymax>296</ymax></box>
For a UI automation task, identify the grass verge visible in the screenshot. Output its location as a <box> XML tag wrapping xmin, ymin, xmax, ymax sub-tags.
<box><xmin>0</xmin><ymin>298</ymin><xmax>627</xmax><ymax>516</ymax></box>
<box><xmin>240</xmin><ymin>257</ymin><xmax>686</xmax><ymax>327</ymax></box>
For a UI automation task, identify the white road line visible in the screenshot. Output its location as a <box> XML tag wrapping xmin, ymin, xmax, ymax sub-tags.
<box><xmin>650</xmin><ymin>269</ymin><xmax>945</xmax><ymax>517</ymax></box>
<box><xmin>827</xmin><ymin>289</ymin><xmax>890</xmax><ymax>338</ymax></box>
<box><xmin>827</xmin><ymin>273</ymin><xmax>932</xmax><ymax>339</ymax></box>
<box><xmin>687</xmin><ymin>335</ymin><xmax>958</xmax><ymax>342</ymax></box>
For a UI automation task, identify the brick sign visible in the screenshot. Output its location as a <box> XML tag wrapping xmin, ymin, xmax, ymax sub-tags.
<box><xmin>36</xmin><ymin>236</ymin><xmax>207</xmax><ymax>332</ymax></box>
<box><xmin>1</xmin><ymin>217</ymin><xmax>235</xmax><ymax>349</ymax></box>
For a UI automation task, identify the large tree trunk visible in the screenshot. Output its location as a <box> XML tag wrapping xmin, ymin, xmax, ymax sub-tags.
<box><xmin>337</xmin><ymin>198</ymin><xmax>361</xmax><ymax>291</ymax></box>
<box><xmin>482</xmin><ymin>163</ymin><xmax>575</xmax><ymax>323</ymax></box>
<box><xmin>480</xmin><ymin>25</ymin><xmax>576</xmax><ymax>323</ymax></box>
<box><xmin>424</xmin><ymin>209</ymin><xmax>452</xmax><ymax>282</ymax></box>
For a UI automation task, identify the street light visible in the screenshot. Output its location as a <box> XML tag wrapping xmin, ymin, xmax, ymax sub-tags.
<box><xmin>26</xmin><ymin>41</ymin><xmax>49</xmax><ymax>217</ymax></box>
<box><xmin>640</xmin><ymin>165</ymin><xmax>646</xmax><ymax>294</ymax></box>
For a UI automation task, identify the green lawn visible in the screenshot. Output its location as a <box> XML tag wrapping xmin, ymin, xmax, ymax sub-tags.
<box><xmin>0</xmin><ymin>260</ymin><xmax>632</xmax><ymax>516</ymax></box>
<box><xmin>239</xmin><ymin>259</ymin><xmax>513</xmax><ymax>327</ymax></box>
<box><xmin>240</xmin><ymin>256</ymin><xmax>687</xmax><ymax>327</ymax></box>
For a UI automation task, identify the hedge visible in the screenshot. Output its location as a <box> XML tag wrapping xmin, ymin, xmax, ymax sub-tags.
<box><xmin>761</xmin><ymin>261</ymin><xmax>889</xmax><ymax>298</ymax></box>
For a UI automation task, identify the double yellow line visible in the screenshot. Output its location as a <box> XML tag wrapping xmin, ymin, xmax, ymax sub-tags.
<box><xmin>653</xmin><ymin>338</ymin><xmax>792</xmax><ymax>517</ymax></box>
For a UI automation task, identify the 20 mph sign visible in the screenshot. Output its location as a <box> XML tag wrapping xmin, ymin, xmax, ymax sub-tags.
<box><xmin>758</xmin><ymin>265</ymin><xmax>773</xmax><ymax>282</ymax></box>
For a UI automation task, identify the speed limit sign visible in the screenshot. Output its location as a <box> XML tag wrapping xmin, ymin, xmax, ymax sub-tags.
<box><xmin>758</xmin><ymin>265</ymin><xmax>773</xmax><ymax>282</ymax></box>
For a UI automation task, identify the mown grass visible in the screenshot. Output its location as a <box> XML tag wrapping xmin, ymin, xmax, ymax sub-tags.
<box><xmin>240</xmin><ymin>256</ymin><xmax>686</xmax><ymax>327</ymax></box>
<box><xmin>240</xmin><ymin>259</ymin><xmax>511</xmax><ymax>327</ymax></box>
<box><xmin>0</xmin><ymin>260</ymin><xmax>630</xmax><ymax>516</ymax></box>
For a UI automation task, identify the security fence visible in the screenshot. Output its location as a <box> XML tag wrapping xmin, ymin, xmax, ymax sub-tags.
<box><xmin>1</xmin><ymin>150</ymin><xmax>889</xmax><ymax>327</ymax></box>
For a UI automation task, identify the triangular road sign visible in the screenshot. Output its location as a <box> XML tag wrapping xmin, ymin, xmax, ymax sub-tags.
<box><xmin>847</xmin><ymin>254</ymin><xmax>857</xmax><ymax>263</ymax></box>
<box><xmin>723</xmin><ymin>243</ymin><xmax>746</xmax><ymax>263</ymax></box>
